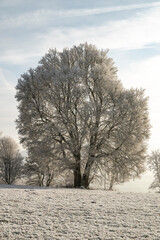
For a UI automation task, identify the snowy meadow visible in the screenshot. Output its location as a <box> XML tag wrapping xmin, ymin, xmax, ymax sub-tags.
<box><xmin>0</xmin><ymin>186</ymin><xmax>160</xmax><ymax>239</ymax></box>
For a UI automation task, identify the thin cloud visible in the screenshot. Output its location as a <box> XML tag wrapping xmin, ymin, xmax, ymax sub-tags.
<box><xmin>0</xmin><ymin>50</ymin><xmax>42</xmax><ymax>64</ymax></box>
<box><xmin>0</xmin><ymin>9</ymin><xmax>51</xmax><ymax>29</ymax></box>
<box><xmin>1</xmin><ymin>2</ymin><xmax>160</xmax><ymax>29</ymax></box>
<box><xmin>39</xmin><ymin>7</ymin><xmax>160</xmax><ymax>51</ymax></box>
<box><xmin>58</xmin><ymin>2</ymin><xmax>160</xmax><ymax>17</ymax></box>
<box><xmin>0</xmin><ymin>69</ymin><xmax>15</xmax><ymax>91</ymax></box>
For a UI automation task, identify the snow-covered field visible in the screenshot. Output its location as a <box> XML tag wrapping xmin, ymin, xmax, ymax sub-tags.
<box><xmin>0</xmin><ymin>185</ymin><xmax>160</xmax><ymax>240</ymax></box>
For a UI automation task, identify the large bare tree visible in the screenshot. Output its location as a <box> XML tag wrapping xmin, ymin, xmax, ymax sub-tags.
<box><xmin>16</xmin><ymin>43</ymin><xmax>150</xmax><ymax>188</ymax></box>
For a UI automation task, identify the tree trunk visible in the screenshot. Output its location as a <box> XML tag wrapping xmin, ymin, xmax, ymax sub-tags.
<box><xmin>82</xmin><ymin>134</ymin><xmax>98</xmax><ymax>188</ymax></box>
<box><xmin>82</xmin><ymin>172</ymin><xmax>90</xmax><ymax>188</ymax></box>
<box><xmin>8</xmin><ymin>162</ymin><xmax>11</xmax><ymax>184</ymax></box>
<box><xmin>104</xmin><ymin>172</ymin><xmax>107</xmax><ymax>190</ymax></box>
<box><xmin>108</xmin><ymin>176</ymin><xmax>114</xmax><ymax>190</ymax></box>
<box><xmin>73</xmin><ymin>154</ymin><xmax>81</xmax><ymax>188</ymax></box>
<box><xmin>73</xmin><ymin>165</ymin><xmax>81</xmax><ymax>188</ymax></box>
<box><xmin>82</xmin><ymin>156</ymin><xmax>94</xmax><ymax>188</ymax></box>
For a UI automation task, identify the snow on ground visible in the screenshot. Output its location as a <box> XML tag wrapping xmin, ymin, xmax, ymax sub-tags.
<box><xmin>0</xmin><ymin>185</ymin><xmax>160</xmax><ymax>240</ymax></box>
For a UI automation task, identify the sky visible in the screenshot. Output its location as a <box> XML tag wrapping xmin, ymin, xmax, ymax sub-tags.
<box><xmin>0</xmin><ymin>0</ymin><xmax>160</xmax><ymax>191</ymax></box>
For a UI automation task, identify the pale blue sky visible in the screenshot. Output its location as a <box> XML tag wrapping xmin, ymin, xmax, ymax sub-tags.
<box><xmin>0</xmin><ymin>0</ymin><xmax>160</xmax><ymax>190</ymax></box>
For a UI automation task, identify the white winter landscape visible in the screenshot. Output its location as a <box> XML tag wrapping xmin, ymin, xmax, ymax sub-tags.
<box><xmin>0</xmin><ymin>185</ymin><xmax>160</xmax><ymax>240</ymax></box>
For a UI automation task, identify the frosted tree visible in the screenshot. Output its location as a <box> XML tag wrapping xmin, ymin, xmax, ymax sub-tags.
<box><xmin>16</xmin><ymin>43</ymin><xmax>150</xmax><ymax>188</ymax></box>
<box><xmin>0</xmin><ymin>136</ymin><xmax>23</xmax><ymax>184</ymax></box>
<box><xmin>148</xmin><ymin>150</ymin><xmax>160</xmax><ymax>192</ymax></box>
